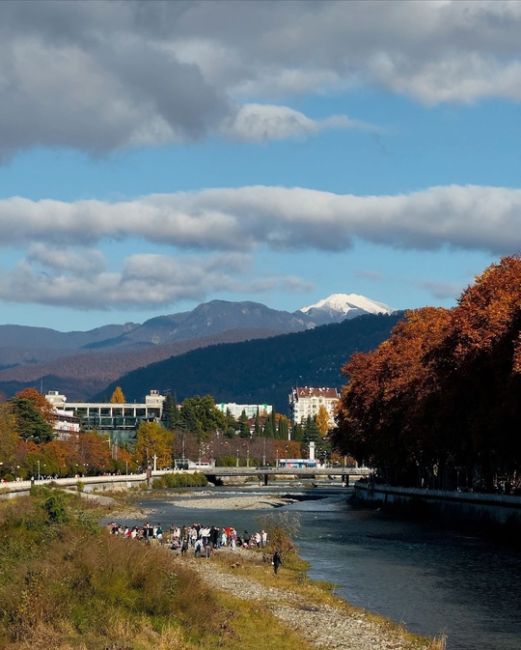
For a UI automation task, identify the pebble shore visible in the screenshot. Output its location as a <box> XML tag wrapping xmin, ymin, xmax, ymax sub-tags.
<box><xmin>187</xmin><ymin>552</ymin><xmax>432</xmax><ymax>650</ymax></box>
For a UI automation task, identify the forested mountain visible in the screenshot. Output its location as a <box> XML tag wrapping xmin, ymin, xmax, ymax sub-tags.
<box><xmin>96</xmin><ymin>312</ymin><xmax>403</xmax><ymax>413</ymax></box>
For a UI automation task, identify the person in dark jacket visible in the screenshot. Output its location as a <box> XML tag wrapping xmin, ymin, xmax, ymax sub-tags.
<box><xmin>272</xmin><ymin>550</ymin><xmax>282</xmax><ymax>575</ymax></box>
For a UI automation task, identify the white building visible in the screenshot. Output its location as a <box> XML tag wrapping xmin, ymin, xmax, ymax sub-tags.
<box><xmin>216</xmin><ymin>402</ymin><xmax>272</xmax><ymax>419</ymax></box>
<box><xmin>289</xmin><ymin>386</ymin><xmax>340</xmax><ymax>428</ymax></box>
<box><xmin>45</xmin><ymin>389</ymin><xmax>166</xmax><ymax>430</ymax></box>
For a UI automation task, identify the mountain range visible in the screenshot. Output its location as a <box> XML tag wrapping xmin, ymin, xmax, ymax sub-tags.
<box><xmin>0</xmin><ymin>293</ymin><xmax>393</xmax><ymax>400</ymax></box>
<box><xmin>97</xmin><ymin>311</ymin><xmax>403</xmax><ymax>413</ymax></box>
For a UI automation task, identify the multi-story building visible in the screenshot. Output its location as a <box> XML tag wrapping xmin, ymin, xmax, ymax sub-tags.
<box><xmin>289</xmin><ymin>386</ymin><xmax>340</xmax><ymax>428</ymax></box>
<box><xmin>45</xmin><ymin>389</ymin><xmax>166</xmax><ymax>431</ymax></box>
<box><xmin>216</xmin><ymin>402</ymin><xmax>272</xmax><ymax>419</ymax></box>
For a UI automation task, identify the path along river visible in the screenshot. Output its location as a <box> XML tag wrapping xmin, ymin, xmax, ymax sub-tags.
<box><xmin>118</xmin><ymin>485</ymin><xmax>521</xmax><ymax>650</ymax></box>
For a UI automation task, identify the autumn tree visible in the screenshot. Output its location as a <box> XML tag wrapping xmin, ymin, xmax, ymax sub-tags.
<box><xmin>316</xmin><ymin>405</ymin><xmax>330</xmax><ymax>437</ymax></box>
<box><xmin>0</xmin><ymin>403</ymin><xmax>19</xmax><ymax>475</ymax></box>
<box><xmin>110</xmin><ymin>386</ymin><xmax>126</xmax><ymax>404</ymax></box>
<box><xmin>14</xmin><ymin>388</ymin><xmax>55</xmax><ymax>424</ymax></box>
<box><xmin>135</xmin><ymin>421</ymin><xmax>173</xmax><ymax>469</ymax></box>
<box><xmin>334</xmin><ymin>256</ymin><xmax>521</xmax><ymax>490</ymax></box>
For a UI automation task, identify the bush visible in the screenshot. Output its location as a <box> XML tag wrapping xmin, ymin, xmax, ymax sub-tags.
<box><xmin>151</xmin><ymin>472</ymin><xmax>208</xmax><ymax>489</ymax></box>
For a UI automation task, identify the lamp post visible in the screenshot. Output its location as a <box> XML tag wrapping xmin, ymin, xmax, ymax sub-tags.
<box><xmin>246</xmin><ymin>446</ymin><xmax>250</xmax><ymax>468</ymax></box>
<box><xmin>37</xmin><ymin>459</ymin><xmax>41</xmax><ymax>481</ymax></box>
<box><xmin>236</xmin><ymin>448</ymin><xmax>239</xmax><ymax>468</ymax></box>
<box><xmin>276</xmin><ymin>448</ymin><xmax>279</xmax><ymax>468</ymax></box>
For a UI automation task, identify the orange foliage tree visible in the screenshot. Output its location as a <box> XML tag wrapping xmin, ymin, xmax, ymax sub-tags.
<box><xmin>334</xmin><ymin>256</ymin><xmax>521</xmax><ymax>490</ymax></box>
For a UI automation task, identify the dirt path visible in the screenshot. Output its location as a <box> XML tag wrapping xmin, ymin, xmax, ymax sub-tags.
<box><xmin>188</xmin><ymin>557</ymin><xmax>431</xmax><ymax>650</ymax></box>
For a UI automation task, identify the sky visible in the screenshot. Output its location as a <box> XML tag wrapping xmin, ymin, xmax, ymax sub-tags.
<box><xmin>1</xmin><ymin>0</ymin><xmax>520</xmax><ymax>331</ymax></box>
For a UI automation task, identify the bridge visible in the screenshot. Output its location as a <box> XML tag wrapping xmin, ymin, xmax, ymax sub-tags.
<box><xmin>203</xmin><ymin>466</ymin><xmax>372</xmax><ymax>486</ymax></box>
<box><xmin>0</xmin><ymin>466</ymin><xmax>372</xmax><ymax>497</ymax></box>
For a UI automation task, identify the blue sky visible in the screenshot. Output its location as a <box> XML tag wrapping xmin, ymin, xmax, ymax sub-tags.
<box><xmin>0</xmin><ymin>1</ymin><xmax>519</xmax><ymax>330</ymax></box>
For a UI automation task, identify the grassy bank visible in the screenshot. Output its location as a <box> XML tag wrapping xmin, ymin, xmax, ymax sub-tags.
<box><xmin>0</xmin><ymin>490</ymin><xmax>445</xmax><ymax>649</ymax></box>
<box><xmin>0</xmin><ymin>488</ymin><xmax>312</xmax><ymax>649</ymax></box>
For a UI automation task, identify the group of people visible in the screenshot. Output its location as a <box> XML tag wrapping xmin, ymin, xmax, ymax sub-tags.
<box><xmin>107</xmin><ymin>520</ymin><xmax>282</xmax><ymax>572</ymax></box>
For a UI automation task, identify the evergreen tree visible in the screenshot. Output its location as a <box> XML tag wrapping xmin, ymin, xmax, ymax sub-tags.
<box><xmin>224</xmin><ymin>408</ymin><xmax>237</xmax><ymax>438</ymax></box>
<box><xmin>277</xmin><ymin>415</ymin><xmax>289</xmax><ymax>440</ymax></box>
<box><xmin>292</xmin><ymin>421</ymin><xmax>304</xmax><ymax>441</ymax></box>
<box><xmin>163</xmin><ymin>394</ymin><xmax>180</xmax><ymax>430</ymax></box>
<box><xmin>254</xmin><ymin>409</ymin><xmax>261</xmax><ymax>436</ymax></box>
<box><xmin>238</xmin><ymin>410</ymin><xmax>250</xmax><ymax>438</ymax></box>
<box><xmin>10</xmin><ymin>397</ymin><xmax>54</xmax><ymax>443</ymax></box>
<box><xmin>263</xmin><ymin>415</ymin><xmax>274</xmax><ymax>438</ymax></box>
<box><xmin>303</xmin><ymin>415</ymin><xmax>320</xmax><ymax>443</ymax></box>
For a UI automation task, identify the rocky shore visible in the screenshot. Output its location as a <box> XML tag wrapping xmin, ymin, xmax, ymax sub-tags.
<box><xmin>187</xmin><ymin>551</ymin><xmax>438</xmax><ymax>650</ymax></box>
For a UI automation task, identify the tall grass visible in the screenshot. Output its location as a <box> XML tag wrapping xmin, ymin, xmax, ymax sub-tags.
<box><xmin>0</xmin><ymin>488</ymin><xmax>312</xmax><ymax>649</ymax></box>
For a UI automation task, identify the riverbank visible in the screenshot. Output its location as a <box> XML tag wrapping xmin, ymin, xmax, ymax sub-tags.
<box><xmin>0</xmin><ymin>487</ymin><xmax>443</xmax><ymax>650</ymax></box>
<box><xmin>186</xmin><ymin>548</ymin><xmax>442</xmax><ymax>650</ymax></box>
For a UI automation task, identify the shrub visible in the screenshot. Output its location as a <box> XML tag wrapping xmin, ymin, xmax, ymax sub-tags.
<box><xmin>152</xmin><ymin>472</ymin><xmax>208</xmax><ymax>489</ymax></box>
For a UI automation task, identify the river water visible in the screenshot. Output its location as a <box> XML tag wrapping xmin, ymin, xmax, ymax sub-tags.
<box><xmin>118</xmin><ymin>485</ymin><xmax>521</xmax><ymax>650</ymax></box>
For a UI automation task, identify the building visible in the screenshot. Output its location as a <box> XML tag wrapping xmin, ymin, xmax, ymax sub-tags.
<box><xmin>52</xmin><ymin>409</ymin><xmax>81</xmax><ymax>440</ymax></box>
<box><xmin>216</xmin><ymin>402</ymin><xmax>272</xmax><ymax>420</ymax></box>
<box><xmin>289</xmin><ymin>386</ymin><xmax>340</xmax><ymax>428</ymax></box>
<box><xmin>45</xmin><ymin>389</ymin><xmax>166</xmax><ymax>431</ymax></box>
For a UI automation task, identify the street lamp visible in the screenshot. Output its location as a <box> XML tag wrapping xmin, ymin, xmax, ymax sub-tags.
<box><xmin>236</xmin><ymin>448</ymin><xmax>239</xmax><ymax>468</ymax></box>
<box><xmin>246</xmin><ymin>446</ymin><xmax>250</xmax><ymax>468</ymax></box>
<box><xmin>37</xmin><ymin>460</ymin><xmax>41</xmax><ymax>481</ymax></box>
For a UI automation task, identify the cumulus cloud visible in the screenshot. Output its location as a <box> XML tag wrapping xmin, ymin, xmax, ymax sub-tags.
<box><xmin>221</xmin><ymin>104</ymin><xmax>370</xmax><ymax>142</ymax></box>
<box><xmin>0</xmin><ymin>250</ymin><xmax>310</xmax><ymax>310</ymax></box>
<box><xmin>1</xmin><ymin>184</ymin><xmax>521</xmax><ymax>255</ymax></box>
<box><xmin>2</xmin><ymin>1</ymin><xmax>521</xmax><ymax>156</ymax></box>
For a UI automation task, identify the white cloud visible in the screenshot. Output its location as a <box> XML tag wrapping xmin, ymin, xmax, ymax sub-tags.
<box><xmin>0</xmin><ymin>250</ymin><xmax>310</xmax><ymax>310</ymax></box>
<box><xmin>221</xmin><ymin>103</ymin><xmax>368</xmax><ymax>142</ymax></box>
<box><xmin>2</xmin><ymin>1</ymin><xmax>521</xmax><ymax>157</ymax></box>
<box><xmin>1</xmin><ymin>184</ymin><xmax>521</xmax><ymax>255</ymax></box>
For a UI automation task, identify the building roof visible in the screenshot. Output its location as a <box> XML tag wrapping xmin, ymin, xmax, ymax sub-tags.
<box><xmin>294</xmin><ymin>386</ymin><xmax>339</xmax><ymax>399</ymax></box>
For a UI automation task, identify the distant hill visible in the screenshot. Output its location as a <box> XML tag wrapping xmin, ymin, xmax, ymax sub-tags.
<box><xmin>97</xmin><ymin>312</ymin><xmax>403</xmax><ymax>413</ymax></box>
<box><xmin>0</xmin><ymin>294</ymin><xmax>396</xmax><ymax>401</ymax></box>
<box><xmin>0</xmin><ymin>328</ymin><xmax>280</xmax><ymax>400</ymax></box>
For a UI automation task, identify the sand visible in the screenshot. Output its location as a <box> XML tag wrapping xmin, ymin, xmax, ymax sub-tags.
<box><xmin>171</xmin><ymin>494</ymin><xmax>296</xmax><ymax>510</ymax></box>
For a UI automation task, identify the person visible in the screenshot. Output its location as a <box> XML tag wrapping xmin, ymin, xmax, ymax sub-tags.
<box><xmin>272</xmin><ymin>550</ymin><xmax>282</xmax><ymax>575</ymax></box>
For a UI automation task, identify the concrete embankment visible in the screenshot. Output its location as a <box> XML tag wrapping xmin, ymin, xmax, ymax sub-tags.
<box><xmin>354</xmin><ymin>481</ymin><xmax>521</xmax><ymax>532</ymax></box>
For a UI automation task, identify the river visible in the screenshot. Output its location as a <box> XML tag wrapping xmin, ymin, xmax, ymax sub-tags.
<box><xmin>115</xmin><ymin>485</ymin><xmax>521</xmax><ymax>650</ymax></box>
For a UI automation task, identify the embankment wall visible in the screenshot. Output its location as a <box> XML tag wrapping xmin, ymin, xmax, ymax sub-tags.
<box><xmin>354</xmin><ymin>482</ymin><xmax>521</xmax><ymax>531</ymax></box>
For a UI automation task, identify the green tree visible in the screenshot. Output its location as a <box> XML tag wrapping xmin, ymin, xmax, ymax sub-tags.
<box><xmin>179</xmin><ymin>395</ymin><xmax>226</xmax><ymax>441</ymax></box>
<box><xmin>303</xmin><ymin>416</ymin><xmax>320</xmax><ymax>443</ymax></box>
<box><xmin>163</xmin><ymin>394</ymin><xmax>180</xmax><ymax>430</ymax></box>
<box><xmin>292</xmin><ymin>422</ymin><xmax>304</xmax><ymax>441</ymax></box>
<box><xmin>263</xmin><ymin>416</ymin><xmax>274</xmax><ymax>438</ymax></box>
<box><xmin>276</xmin><ymin>415</ymin><xmax>289</xmax><ymax>440</ymax></box>
<box><xmin>238</xmin><ymin>410</ymin><xmax>250</xmax><ymax>438</ymax></box>
<box><xmin>223</xmin><ymin>409</ymin><xmax>237</xmax><ymax>438</ymax></box>
<box><xmin>10</xmin><ymin>397</ymin><xmax>54</xmax><ymax>443</ymax></box>
<box><xmin>135</xmin><ymin>421</ymin><xmax>173</xmax><ymax>469</ymax></box>
<box><xmin>254</xmin><ymin>409</ymin><xmax>261</xmax><ymax>436</ymax></box>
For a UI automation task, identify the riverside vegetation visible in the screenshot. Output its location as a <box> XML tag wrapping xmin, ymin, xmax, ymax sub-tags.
<box><xmin>0</xmin><ymin>488</ymin><xmax>446</xmax><ymax>650</ymax></box>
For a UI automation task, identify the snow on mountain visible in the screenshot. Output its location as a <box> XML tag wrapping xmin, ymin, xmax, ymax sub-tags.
<box><xmin>297</xmin><ymin>293</ymin><xmax>392</xmax><ymax>325</ymax></box>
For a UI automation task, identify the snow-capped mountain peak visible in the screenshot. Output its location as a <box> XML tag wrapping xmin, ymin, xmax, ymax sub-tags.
<box><xmin>297</xmin><ymin>293</ymin><xmax>391</xmax><ymax>325</ymax></box>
